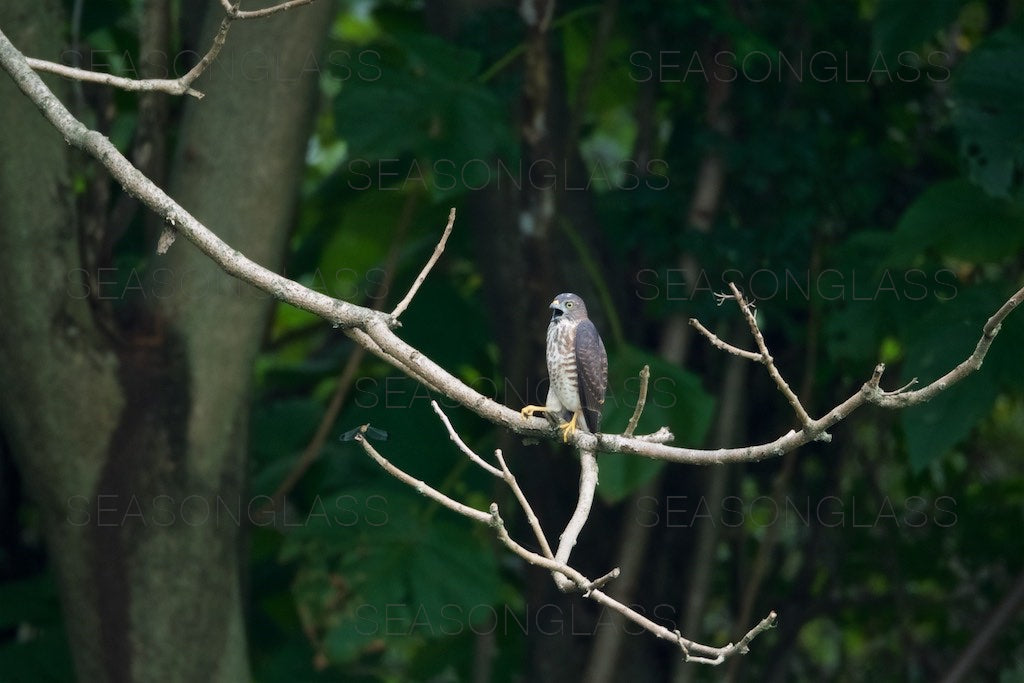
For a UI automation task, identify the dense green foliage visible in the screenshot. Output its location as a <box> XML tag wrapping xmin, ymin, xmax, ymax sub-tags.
<box><xmin>2</xmin><ymin>0</ymin><xmax>1024</xmax><ymax>681</ymax></box>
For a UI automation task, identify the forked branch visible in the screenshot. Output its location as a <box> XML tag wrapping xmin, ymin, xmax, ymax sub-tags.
<box><xmin>355</xmin><ymin>417</ymin><xmax>777</xmax><ymax>663</ymax></box>
<box><xmin>690</xmin><ymin>283</ymin><xmax>812</xmax><ymax>428</ymax></box>
<box><xmin>25</xmin><ymin>0</ymin><xmax>319</xmax><ymax>99</ymax></box>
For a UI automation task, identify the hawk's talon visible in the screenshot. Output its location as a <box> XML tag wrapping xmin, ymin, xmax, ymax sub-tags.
<box><xmin>520</xmin><ymin>405</ymin><xmax>547</xmax><ymax>419</ymax></box>
<box><xmin>558</xmin><ymin>423</ymin><xmax>573</xmax><ymax>442</ymax></box>
<box><xmin>558</xmin><ymin>411</ymin><xmax>580</xmax><ymax>443</ymax></box>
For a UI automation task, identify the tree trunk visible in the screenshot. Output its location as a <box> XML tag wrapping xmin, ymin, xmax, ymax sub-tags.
<box><xmin>0</xmin><ymin>2</ymin><xmax>332</xmax><ymax>681</ymax></box>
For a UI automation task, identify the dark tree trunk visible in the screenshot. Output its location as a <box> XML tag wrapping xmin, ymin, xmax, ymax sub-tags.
<box><xmin>0</xmin><ymin>2</ymin><xmax>332</xmax><ymax>681</ymax></box>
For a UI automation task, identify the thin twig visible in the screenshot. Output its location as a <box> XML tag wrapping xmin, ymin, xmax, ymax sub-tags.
<box><xmin>430</xmin><ymin>401</ymin><xmax>554</xmax><ymax>558</ymax></box>
<box><xmin>176</xmin><ymin>10</ymin><xmax>236</xmax><ymax>90</ymax></box>
<box><xmin>27</xmin><ymin>7</ymin><xmax>238</xmax><ymax>101</ymax></box>
<box><xmin>731</xmin><ymin>611</ymin><xmax>779</xmax><ymax>656</ymax></box>
<box><xmin>887</xmin><ymin>377</ymin><xmax>919</xmax><ymax>394</ymax></box>
<box><xmin>25</xmin><ymin>58</ymin><xmax>204</xmax><ymax>98</ymax></box>
<box><xmin>688</xmin><ymin>318</ymin><xmax>761</xmax><ymax>362</ymax></box>
<box><xmin>624</xmin><ymin>364</ymin><xmax>650</xmax><ymax>437</ymax></box>
<box><xmin>727</xmin><ymin>283</ymin><xmax>814</xmax><ymax>428</ymax></box>
<box><xmin>391</xmin><ymin>207</ymin><xmax>456</xmax><ymax>320</ymax></box>
<box><xmin>875</xmin><ymin>284</ymin><xmax>1024</xmax><ymax>407</ymax></box>
<box><xmin>431</xmin><ymin>401</ymin><xmax>608</xmax><ymax>590</ymax></box>
<box><xmin>26</xmin><ymin>0</ymin><xmax>319</xmax><ymax>100</ymax></box>
<box><xmin>220</xmin><ymin>0</ymin><xmax>317</xmax><ymax>19</ymax></box>
<box><xmin>584</xmin><ymin>567</ymin><xmax>621</xmax><ymax>594</ymax></box>
<box><xmin>357</xmin><ymin>434</ymin><xmax>491</xmax><ymax>524</ymax></box>
<box><xmin>494</xmin><ymin>448</ymin><xmax>555</xmax><ymax>559</ymax></box>
<box><xmin>431</xmin><ymin>401</ymin><xmax>503</xmax><ymax>477</ymax></box>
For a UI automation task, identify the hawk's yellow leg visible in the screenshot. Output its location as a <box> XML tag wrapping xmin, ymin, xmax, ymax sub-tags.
<box><xmin>558</xmin><ymin>411</ymin><xmax>580</xmax><ymax>443</ymax></box>
<box><xmin>521</xmin><ymin>405</ymin><xmax>580</xmax><ymax>443</ymax></box>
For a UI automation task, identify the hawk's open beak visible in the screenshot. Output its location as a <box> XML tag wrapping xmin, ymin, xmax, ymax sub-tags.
<box><xmin>550</xmin><ymin>300</ymin><xmax>564</xmax><ymax>319</ymax></box>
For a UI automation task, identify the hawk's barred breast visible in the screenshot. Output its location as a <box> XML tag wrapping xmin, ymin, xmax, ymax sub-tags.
<box><xmin>546</xmin><ymin>316</ymin><xmax>581</xmax><ymax>415</ymax></box>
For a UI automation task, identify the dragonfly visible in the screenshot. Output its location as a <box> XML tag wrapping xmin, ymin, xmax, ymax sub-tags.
<box><xmin>338</xmin><ymin>424</ymin><xmax>389</xmax><ymax>442</ymax></box>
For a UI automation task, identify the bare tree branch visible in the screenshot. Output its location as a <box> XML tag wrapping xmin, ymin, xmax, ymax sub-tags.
<box><xmin>691</xmin><ymin>284</ymin><xmax>813</xmax><ymax>429</ymax></box>
<box><xmin>357</xmin><ymin>430</ymin><xmax>491</xmax><ymax>524</ymax></box>
<box><xmin>874</xmin><ymin>285</ymin><xmax>1024</xmax><ymax>408</ymax></box>
<box><xmin>356</xmin><ymin>426</ymin><xmax>776</xmax><ymax>663</ymax></box>
<box><xmin>490</xmin><ymin>499</ymin><xmax>776</xmax><ymax>664</ymax></box>
<box><xmin>689</xmin><ymin>318</ymin><xmax>762</xmax><ymax>362</ymax></box>
<box><xmin>431</xmin><ymin>401</ymin><xmax>503</xmax><ymax>478</ymax></box>
<box><xmin>623</xmin><ymin>364</ymin><xmax>650</xmax><ymax>437</ymax></box>
<box><xmin>551</xmin><ymin>448</ymin><xmax>601</xmax><ymax>591</ymax></box>
<box><xmin>391</xmin><ymin>207</ymin><xmax>456</xmax><ymax>320</ymax></box>
<box><xmin>726</xmin><ymin>283</ymin><xmax>814</xmax><ymax>427</ymax></box>
<box><xmin>4</xmin><ymin>27</ymin><xmax>1021</xmax><ymax>471</ymax></box>
<box><xmin>25</xmin><ymin>0</ymin><xmax>319</xmax><ymax>100</ymax></box>
<box><xmin>493</xmin><ymin>448</ymin><xmax>556</xmax><ymax>560</ymax></box>
<box><xmin>431</xmin><ymin>401</ymin><xmax>554</xmax><ymax>559</ymax></box>
<box><xmin>346</xmin><ymin>327</ymin><xmax>428</xmax><ymax>383</ymax></box>
<box><xmin>174</xmin><ymin>10</ymin><xmax>235</xmax><ymax>90</ymax></box>
<box><xmin>25</xmin><ymin>57</ymin><xmax>204</xmax><ymax>98</ymax></box>
<box><xmin>220</xmin><ymin>0</ymin><xmax>318</xmax><ymax>20</ymax></box>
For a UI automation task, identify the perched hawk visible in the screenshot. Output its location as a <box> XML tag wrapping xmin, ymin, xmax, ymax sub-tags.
<box><xmin>521</xmin><ymin>293</ymin><xmax>608</xmax><ymax>442</ymax></box>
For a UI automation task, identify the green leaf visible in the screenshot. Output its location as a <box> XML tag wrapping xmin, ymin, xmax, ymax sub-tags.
<box><xmin>889</xmin><ymin>179</ymin><xmax>1024</xmax><ymax>263</ymax></box>
<box><xmin>324</xmin><ymin>602</ymin><xmax>406</xmax><ymax>662</ymax></box>
<box><xmin>952</xmin><ymin>28</ymin><xmax>1024</xmax><ymax>201</ymax></box>
<box><xmin>902</xmin><ymin>370</ymin><xmax>998</xmax><ymax>472</ymax></box>
<box><xmin>333</xmin><ymin>31</ymin><xmax>513</xmax><ymax>200</ymax></box>
<box><xmin>335</xmin><ymin>34</ymin><xmax>507</xmax><ymax>159</ymax></box>
<box><xmin>406</xmin><ymin>521</ymin><xmax>499</xmax><ymax>631</ymax></box>
<box><xmin>899</xmin><ymin>288</ymin><xmax>1004</xmax><ymax>471</ymax></box>
<box><xmin>285</xmin><ymin>485</ymin><xmax>502</xmax><ymax>665</ymax></box>
<box><xmin>597</xmin><ymin>345</ymin><xmax>715</xmax><ymax>502</ymax></box>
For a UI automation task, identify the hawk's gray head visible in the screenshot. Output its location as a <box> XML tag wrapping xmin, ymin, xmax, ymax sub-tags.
<box><xmin>549</xmin><ymin>292</ymin><xmax>589</xmax><ymax>323</ymax></box>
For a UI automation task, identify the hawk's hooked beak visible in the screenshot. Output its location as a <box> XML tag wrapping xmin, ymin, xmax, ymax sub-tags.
<box><xmin>550</xmin><ymin>299</ymin><xmax>565</xmax><ymax>320</ymax></box>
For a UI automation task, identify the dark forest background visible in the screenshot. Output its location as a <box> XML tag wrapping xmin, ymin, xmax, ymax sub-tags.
<box><xmin>1</xmin><ymin>0</ymin><xmax>1023</xmax><ymax>681</ymax></box>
